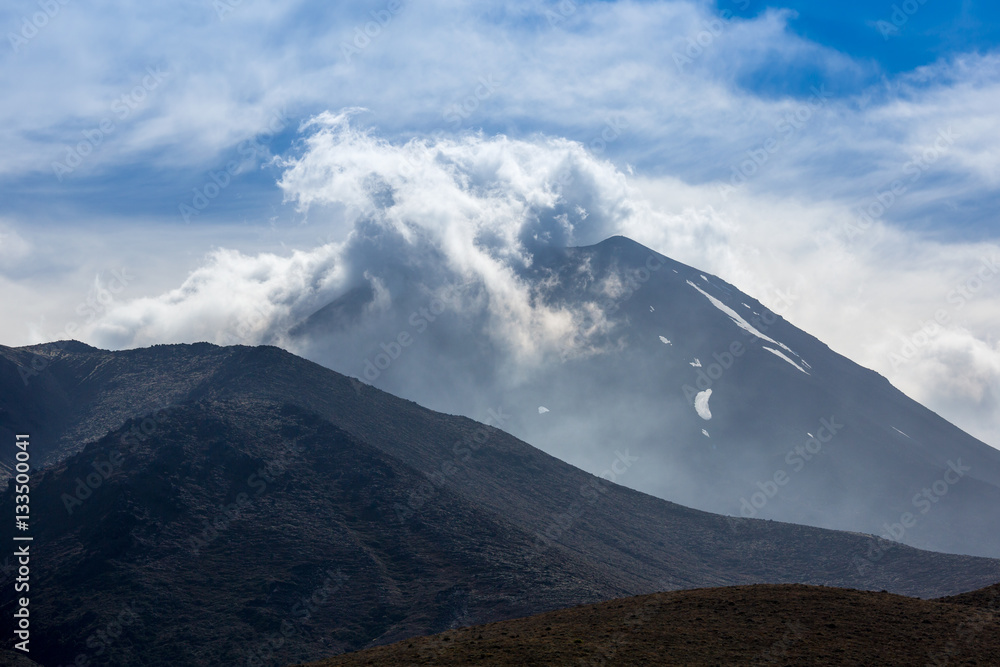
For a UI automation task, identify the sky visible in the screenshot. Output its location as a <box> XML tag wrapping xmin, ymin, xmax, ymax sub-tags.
<box><xmin>1</xmin><ymin>0</ymin><xmax>998</xmax><ymax>447</ymax></box>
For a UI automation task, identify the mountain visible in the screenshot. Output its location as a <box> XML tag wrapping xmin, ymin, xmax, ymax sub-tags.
<box><xmin>295</xmin><ymin>582</ymin><xmax>1000</xmax><ymax>666</ymax></box>
<box><xmin>289</xmin><ymin>235</ymin><xmax>1000</xmax><ymax>558</ymax></box>
<box><xmin>1</xmin><ymin>342</ymin><xmax>998</xmax><ymax>665</ymax></box>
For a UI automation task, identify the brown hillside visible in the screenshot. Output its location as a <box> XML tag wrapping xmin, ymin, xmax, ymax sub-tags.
<box><xmin>937</xmin><ymin>582</ymin><xmax>1000</xmax><ymax>610</ymax></box>
<box><xmin>295</xmin><ymin>583</ymin><xmax>1000</xmax><ymax>666</ymax></box>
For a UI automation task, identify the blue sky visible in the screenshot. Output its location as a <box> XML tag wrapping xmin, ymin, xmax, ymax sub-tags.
<box><xmin>750</xmin><ymin>0</ymin><xmax>1000</xmax><ymax>77</ymax></box>
<box><xmin>1</xmin><ymin>0</ymin><xmax>998</xmax><ymax>446</ymax></box>
<box><xmin>1</xmin><ymin>0</ymin><xmax>998</xmax><ymax>234</ymax></box>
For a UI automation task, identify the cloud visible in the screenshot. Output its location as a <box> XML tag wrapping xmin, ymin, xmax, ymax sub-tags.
<box><xmin>2</xmin><ymin>0</ymin><xmax>998</xmax><ymax>447</ymax></box>
<box><xmin>0</xmin><ymin>222</ymin><xmax>31</xmax><ymax>266</ymax></box>
<box><xmin>3</xmin><ymin>1</ymin><xmax>998</xmax><ymax>232</ymax></box>
<box><xmin>71</xmin><ymin>113</ymin><xmax>1000</xmax><ymax>449</ymax></box>
<box><xmin>876</xmin><ymin>319</ymin><xmax>1000</xmax><ymax>445</ymax></box>
<box><xmin>83</xmin><ymin>116</ymin><xmax>641</xmax><ymax>369</ymax></box>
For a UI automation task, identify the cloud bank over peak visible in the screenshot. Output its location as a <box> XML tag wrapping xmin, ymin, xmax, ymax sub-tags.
<box><xmin>84</xmin><ymin>115</ymin><xmax>648</xmax><ymax>367</ymax></box>
<box><xmin>69</xmin><ymin>110</ymin><xmax>1000</xmax><ymax>447</ymax></box>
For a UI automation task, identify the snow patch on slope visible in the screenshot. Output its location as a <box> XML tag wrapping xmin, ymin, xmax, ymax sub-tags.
<box><xmin>686</xmin><ymin>280</ymin><xmax>796</xmax><ymax>355</ymax></box>
<box><xmin>762</xmin><ymin>346</ymin><xmax>810</xmax><ymax>375</ymax></box>
<box><xmin>694</xmin><ymin>389</ymin><xmax>713</xmax><ymax>420</ymax></box>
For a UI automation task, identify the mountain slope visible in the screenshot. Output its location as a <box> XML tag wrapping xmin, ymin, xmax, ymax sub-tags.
<box><xmin>290</xmin><ymin>235</ymin><xmax>1000</xmax><ymax>558</ymax></box>
<box><xmin>1</xmin><ymin>342</ymin><xmax>998</xmax><ymax>665</ymax></box>
<box><xmin>4</xmin><ymin>400</ymin><xmax>631</xmax><ymax>666</ymax></box>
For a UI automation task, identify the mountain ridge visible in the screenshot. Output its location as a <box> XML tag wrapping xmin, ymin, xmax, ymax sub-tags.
<box><xmin>2</xmin><ymin>340</ymin><xmax>999</xmax><ymax>664</ymax></box>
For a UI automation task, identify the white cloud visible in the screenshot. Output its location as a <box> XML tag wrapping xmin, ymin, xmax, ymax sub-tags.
<box><xmin>42</xmin><ymin>111</ymin><xmax>996</xmax><ymax>450</ymax></box>
<box><xmin>82</xmin><ymin>119</ymin><xmax>638</xmax><ymax>367</ymax></box>
<box><xmin>0</xmin><ymin>0</ymin><xmax>997</xmax><ymax>447</ymax></box>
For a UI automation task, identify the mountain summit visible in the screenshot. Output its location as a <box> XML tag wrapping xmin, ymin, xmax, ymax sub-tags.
<box><xmin>288</xmin><ymin>235</ymin><xmax>1000</xmax><ymax>559</ymax></box>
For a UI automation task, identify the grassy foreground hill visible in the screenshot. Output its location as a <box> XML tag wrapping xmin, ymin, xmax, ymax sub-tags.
<box><xmin>295</xmin><ymin>582</ymin><xmax>1000</xmax><ymax>666</ymax></box>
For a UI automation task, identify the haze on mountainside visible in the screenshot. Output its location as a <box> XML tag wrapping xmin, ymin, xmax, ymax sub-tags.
<box><xmin>44</xmin><ymin>117</ymin><xmax>1000</xmax><ymax>559</ymax></box>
